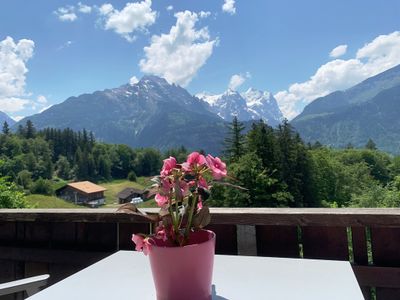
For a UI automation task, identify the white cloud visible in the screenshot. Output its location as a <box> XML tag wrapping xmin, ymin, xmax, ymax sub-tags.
<box><xmin>78</xmin><ymin>2</ymin><xmax>92</xmax><ymax>14</ymax></box>
<box><xmin>139</xmin><ymin>10</ymin><xmax>217</xmax><ymax>87</ymax></box>
<box><xmin>29</xmin><ymin>93</ymin><xmax>53</xmax><ymax>112</ymax></box>
<box><xmin>222</xmin><ymin>0</ymin><xmax>236</xmax><ymax>15</ymax></box>
<box><xmin>199</xmin><ymin>11</ymin><xmax>211</xmax><ymax>18</ymax></box>
<box><xmin>275</xmin><ymin>31</ymin><xmax>400</xmax><ymax>120</ymax></box>
<box><xmin>31</xmin><ymin>95</ymin><xmax>50</xmax><ymax>111</ymax></box>
<box><xmin>330</xmin><ymin>44</ymin><xmax>348</xmax><ymax>58</ymax></box>
<box><xmin>130</xmin><ymin>76</ymin><xmax>139</xmax><ymax>85</ymax></box>
<box><xmin>228</xmin><ymin>72</ymin><xmax>251</xmax><ymax>90</ymax></box>
<box><xmin>55</xmin><ymin>3</ymin><xmax>93</xmax><ymax>21</ymax></box>
<box><xmin>0</xmin><ymin>37</ymin><xmax>34</xmax><ymax>113</ymax></box>
<box><xmin>99</xmin><ymin>0</ymin><xmax>157</xmax><ymax>42</ymax></box>
<box><xmin>57</xmin><ymin>40</ymin><xmax>73</xmax><ymax>51</ymax></box>
<box><xmin>99</xmin><ymin>3</ymin><xmax>114</xmax><ymax>15</ymax></box>
<box><xmin>356</xmin><ymin>32</ymin><xmax>400</xmax><ymax>73</ymax></box>
<box><xmin>166</xmin><ymin>5</ymin><xmax>173</xmax><ymax>11</ymax></box>
<box><xmin>59</xmin><ymin>13</ymin><xmax>77</xmax><ymax>22</ymax></box>
<box><xmin>0</xmin><ymin>98</ymin><xmax>30</xmax><ymax>113</ymax></box>
<box><xmin>139</xmin><ymin>11</ymin><xmax>217</xmax><ymax>86</ymax></box>
<box><xmin>55</xmin><ymin>6</ymin><xmax>78</xmax><ymax>22</ymax></box>
<box><xmin>37</xmin><ymin>95</ymin><xmax>47</xmax><ymax>104</ymax></box>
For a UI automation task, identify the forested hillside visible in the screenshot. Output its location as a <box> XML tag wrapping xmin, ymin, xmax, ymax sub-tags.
<box><xmin>1</xmin><ymin>119</ymin><xmax>400</xmax><ymax>208</ymax></box>
<box><xmin>0</xmin><ymin>120</ymin><xmax>169</xmax><ymax>207</ymax></box>
<box><xmin>209</xmin><ymin>118</ymin><xmax>400</xmax><ymax>208</ymax></box>
<box><xmin>292</xmin><ymin>64</ymin><xmax>400</xmax><ymax>153</ymax></box>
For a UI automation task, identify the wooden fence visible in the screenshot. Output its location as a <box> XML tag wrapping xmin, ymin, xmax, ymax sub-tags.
<box><xmin>1</xmin><ymin>208</ymin><xmax>400</xmax><ymax>299</ymax></box>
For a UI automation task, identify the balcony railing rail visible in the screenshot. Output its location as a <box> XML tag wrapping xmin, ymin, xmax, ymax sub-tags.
<box><xmin>1</xmin><ymin>208</ymin><xmax>400</xmax><ymax>300</ymax></box>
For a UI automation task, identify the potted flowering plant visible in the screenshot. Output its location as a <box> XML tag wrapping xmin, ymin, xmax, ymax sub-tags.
<box><xmin>128</xmin><ymin>151</ymin><xmax>227</xmax><ymax>300</ymax></box>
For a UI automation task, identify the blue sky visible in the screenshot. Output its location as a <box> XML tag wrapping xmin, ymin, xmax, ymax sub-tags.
<box><xmin>1</xmin><ymin>0</ymin><xmax>400</xmax><ymax>120</ymax></box>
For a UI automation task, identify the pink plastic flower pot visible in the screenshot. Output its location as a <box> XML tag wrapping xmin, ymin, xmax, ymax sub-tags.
<box><xmin>148</xmin><ymin>230</ymin><xmax>216</xmax><ymax>300</ymax></box>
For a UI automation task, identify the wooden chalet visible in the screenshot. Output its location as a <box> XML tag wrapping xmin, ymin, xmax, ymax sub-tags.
<box><xmin>117</xmin><ymin>187</ymin><xmax>146</xmax><ymax>204</ymax></box>
<box><xmin>56</xmin><ymin>181</ymin><xmax>107</xmax><ymax>207</ymax></box>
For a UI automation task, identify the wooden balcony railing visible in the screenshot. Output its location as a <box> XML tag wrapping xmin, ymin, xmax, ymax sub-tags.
<box><xmin>1</xmin><ymin>208</ymin><xmax>400</xmax><ymax>300</ymax></box>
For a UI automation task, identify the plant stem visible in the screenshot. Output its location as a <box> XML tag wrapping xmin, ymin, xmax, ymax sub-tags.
<box><xmin>167</xmin><ymin>190</ymin><xmax>179</xmax><ymax>244</ymax></box>
<box><xmin>184</xmin><ymin>192</ymin><xmax>197</xmax><ymax>243</ymax></box>
<box><xmin>173</xmin><ymin>177</ymin><xmax>182</xmax><ymax>242</ymax></box>
<box><xmin>175</xmin><ymin>193</ymin><xmax>179</xmax><ymax>233</ymax></box>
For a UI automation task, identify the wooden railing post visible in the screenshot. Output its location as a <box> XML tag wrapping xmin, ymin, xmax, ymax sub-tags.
<box><xmin>236</xmin><ymin>225</ymin><xmax>257</xmax><ymax>256</ymax></box>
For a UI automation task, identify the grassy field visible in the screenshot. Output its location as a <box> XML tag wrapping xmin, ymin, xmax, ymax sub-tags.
<box><xmin>26</xmin><ymin>194</ymin><xmax>81</xmax><ymax>208</ymax></box>
<box><xmin>24</xmin><ymin>177</ymin><xmax>156</xmax><ymax>209</ymax></box>
<box><xmin>101</xmin><ymin>179</ymin><xmax>147</xmax><ymax>207</ymax></box>
<box><xmin>102</xmin><ymin>178</ymin><xmax>159</xmax><ymax>208</ymax></box>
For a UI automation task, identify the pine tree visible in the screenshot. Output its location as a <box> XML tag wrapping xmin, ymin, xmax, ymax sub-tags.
<box><xmin>247</xmin><ymin>121</ymin><xmax>278</xmax><ymax>171</ymax></box>
<box><xmin>41</xmin><ymin>154</ymin><xmax>54</xmax><ymax>179</ymax></box>
<box><xmin>276</xmin><ymin>120</ymin><xmax>312</xmax><ymax>207</ymax></box>
<box><xmin>365</xmin><ymin>138</ymin><xmax>377</xmax><ymax>150</ymax></box>
<box><xmin>2</xmin><ymin>121</ymin><xmax>10</xmax><ymax>135</ymax></box>
<box><xmin>89</xmin><ymin>131</ymin><xmax>95</xmax><ymax>149</ymax></box>
<box><xmin>98</xmin><ymin>155</ymin><xmax>111</xmax><ymax>180</ymax></box>
<box><xmin>56</xmin><ymin>155</ymin><xmax>71</xmax><ymax>179</ymax></box>
<box><xmin>75</xmin><ymin>147</ymin><xmax>88</xmax><ymax>180</ymax></box>
<box><xmin>25</xmin><ymin>120</ymin><xmax>36</xmax><ymax>139</ymax></box>
<box><xmin>224</xmin><ymin>116</ymin><xmax>245</xmax><ymax>162</ymax></box>
<box><xmin>16</xmin><ymin>124</ymin><xmax>25</xmax><ymax>137</ymax></box>
<box><xmin>82</xmin><ymin>129</ymin><xmax>89</xmax><ymax>151</ymax></box>
<box><xmin>311</xmin><ymin>141</ymin><xmax>323</xmax><ymax>149</ymax></box>
<box><xmin>87</xmin><ymin>152</ymin><xmax>96</xmax><ymax>180</ymax></box>
<box><xmin>345</xmin><ymin>143</ymin><xmax>354</xmax><ymax>149</ymax></box>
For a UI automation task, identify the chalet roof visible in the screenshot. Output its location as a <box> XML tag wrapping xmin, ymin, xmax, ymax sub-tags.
<box><xmin>117</xmin><ymin>187</ymin><xmax>145</xmax><ymax>199</ymax></box>
<box><xmin>67</xmin><ymin>181</ymin><xmax>107</xmax><ymax>194</ymax></box>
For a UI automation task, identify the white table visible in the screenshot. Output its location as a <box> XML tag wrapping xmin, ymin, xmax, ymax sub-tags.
<box><xmin>28</xmin><ymin>251</ymin><xmax>364</xmax><ymax>300</ymax></box>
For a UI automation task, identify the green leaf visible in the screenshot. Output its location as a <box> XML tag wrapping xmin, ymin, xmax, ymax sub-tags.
<box><xmin>192</xmin><ymin>205</ymin><xmax>211</xmax><ymax>229</ymax></box>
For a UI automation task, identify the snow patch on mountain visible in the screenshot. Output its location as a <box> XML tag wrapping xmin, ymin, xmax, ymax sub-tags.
<box><xmin>196</xmin><ymin>87</ymin><xmax>283</xmax><ymax>126</ymax></box>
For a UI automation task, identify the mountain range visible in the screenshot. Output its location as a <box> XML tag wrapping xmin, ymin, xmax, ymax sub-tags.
<box><xmin>15</xmin><ymin>76</ymin><xmax>283</xmax><ymax>154</ymax></box>
<box><xmin>15</xmin><ymin>76</ymin><xmax>229</xmax><ymax>153</ymax></box>
<box><xmin>14</xmin><ymin>64</ymin><xmax>400</xmax><ymax>154</ymax></box>
<box><xmin>292</xmin><ymin>64</ymin><xmax>400</xmax><ymax>153</ymax></box>
<box><xmin>0</xmin><ymin>111</ymin><xmax>15</xmax><ymax>126</ymax></box>
<box><xmin>197</xmin><ymin>88</ymin><xmax>283</xmax><ymax>126</ymax></box>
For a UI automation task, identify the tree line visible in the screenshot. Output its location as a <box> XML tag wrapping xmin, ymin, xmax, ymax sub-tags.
<box><xmin>0</xmin><ymin>120</ymin><xmax>179</xmax><ymax>198</ymax></box>
<box><xmin>209</xmin><ymin>117</ymin><xmax>400</xmax><ymax>208</ymax></box>
<box><xmin>1</xmin><ymin>118</ymin><xmax>400</xmax><ymax>208</ymax></box>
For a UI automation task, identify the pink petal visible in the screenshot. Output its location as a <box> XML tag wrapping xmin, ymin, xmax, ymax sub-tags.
<box><xmin>155</xmin><ymin>194</ymin><xmax>169</xmax><ymax>207</ymax></box>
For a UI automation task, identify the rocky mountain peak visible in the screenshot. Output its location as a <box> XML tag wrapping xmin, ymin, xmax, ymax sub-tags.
<box><xmin>139</xmin><ymin>75</ymin><xmax>170</xmax><ymax>87</ymax></box>
<box><xmin>197</xmin><ymin>87</ymin><xmax>283</xmax><ymax>126</ymax></box>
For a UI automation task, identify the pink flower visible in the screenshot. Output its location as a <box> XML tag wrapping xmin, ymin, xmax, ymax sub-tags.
<box><xmin>132</xmin><ymin>234</ymin><xmax>151</xmax><ymax>255</ymax></box>
<box><xmin>188</xmin><ymin>180</ymin><xmax>196</xmax><ymax>188</ymax></box>
<box><xmin>198</xmin><ymin>177</ymin><xmax>209</xmax><ymax>190</ymax></box>
<box><xmin>179</xmin><ymin>180</ymin><xmax>189</xmax><ymax>197</ymax></box>
<box><xmin>155</xmin><ymin>223</ymin><xmax>168</xmax><ymax>242</ymax></box>
<box><xmin>161</xmin><ymin>156</ymin><xmax>177</xmax><ymax>176</ymax></box>
<box><xmin>187</xmin><ymin>152</ymin><xmax>206</xmax><ymax>167</ymax></box>
<box><xmin>197</xmin><ymin>197</ymin><xmax>203</xmax><ymax>210</ymax></box>
<box><xmin>161</xmin><ymin>178</ymin><xmax>172</xmax><ymax>194</ymax></box>
<box><xmin>155</xmin><ymin>194</ymin><xmax>169</xmax><ymax>207</ymax></box>
<box><xmin>206</xmin><ymin>155</ymin><xmax>227</xmax><ymax>180</ymax></box>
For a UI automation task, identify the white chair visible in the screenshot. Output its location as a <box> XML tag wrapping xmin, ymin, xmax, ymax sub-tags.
<box><xmin>0</xmin><ymin>274</ymin><xmax>49</xmax><ymax>297</ymax></box>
